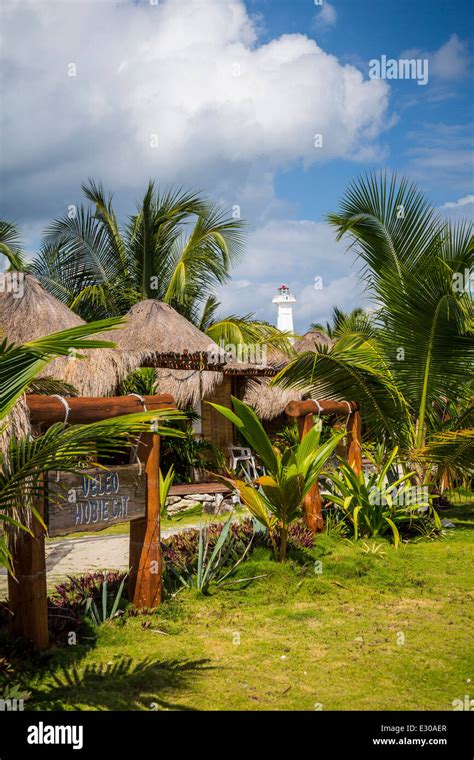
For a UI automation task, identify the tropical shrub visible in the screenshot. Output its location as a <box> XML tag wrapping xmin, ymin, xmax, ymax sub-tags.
<box><xmin>324</xmin><ymin>449</ymin><xmax>441</xmax><ymax>547</ymax></box>
<box><xmin>160</xmin><ymin>412</ymin><xmax>226</xmax><ymax>483</ymax></box>
<box><xmin>273</xmin><ymin>173</ymin><xmax>473</xmax><ymax>484</ymax></box>
<box><xmin>210</xmin><ymin>397</ymin><xmax>343</xmax><ymax>561</ymax></box>
<box><xmin>161</xmin><ymin>518</ymin><xmax>314</xmax><ymax>582</ymax></box>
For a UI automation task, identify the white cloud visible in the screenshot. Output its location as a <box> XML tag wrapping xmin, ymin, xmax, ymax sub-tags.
<box><xmin>400</xmin><ymin>34</ymin><xmax>470</xmax><ymax>82</ymax></box>
<box><xmin>441</xmin><ymin>195</ymin><xmax>474</xmax><ymax>209</ymax></box>
<box><xmin>216</xmin><ymin>218</ymin><xmax>368</xmax><ymax>331</ymax></box>
<box><xmin>0</xmin><ymin>0</ymin><xmax>390</xmax><ymax>227</ymax></box>
<box><xmin>440</xmin><ymin>195</ymin><xmax>474</xmax><ymax>222</ymax></box>
<box><xmin>431</xmin><ymin>34</ymin><xmax>470</xmax><ymax>80</ymax></box>
<box><xmin>312</xmin><ymin>2</ymin><xmax>337</xmax><ymax>31</ymax></box>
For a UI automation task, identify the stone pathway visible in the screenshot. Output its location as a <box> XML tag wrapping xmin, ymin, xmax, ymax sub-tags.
<box><xmin>0</xmin><ymin>523</ymin><xmax>202</xmax><ymax>597</ymax></box>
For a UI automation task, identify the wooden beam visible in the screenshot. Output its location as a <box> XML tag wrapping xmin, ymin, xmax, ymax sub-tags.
<box><xmin>8</xmin><ymin>393</ymin><xmax>176</xmax><ymax>647</ymax></box>
<box><xmin>347</xmin><ymin>410</ymin><xmax>363</xmax><ymax>477</ymax></box>
<box><xmin>285</xmin><ymin>399</ymin><xmax>358</xmax><ymax>418</ymax></box>
<box><xmin>8</xmin><ymin>481</ymin><xmax>49</xmax><ymax>650</ymax></box>
<box><xmin>129</xmin><ymin>433</ymin><xmax>162</xmax><ymax>609</ymax></box>
<box><xmin>26</xmin><ymin>393</ymin><xmax>175</xmax><ymax>426</ymax></box>
<box><xmin>297</xmin><ymin>413</ymin><xmax>324</xmax><ymax>534</ymax></box>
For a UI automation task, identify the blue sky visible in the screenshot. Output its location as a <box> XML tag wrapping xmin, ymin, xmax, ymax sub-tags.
<box><xmin>1</xmin><ymin>0</ymin><xmax>473</xmax><ymax>330</ymax></box>
<box><xmin>256</xmin><ymin>0</ymin><xmax>474</xmax><ymax>217</ymax></box>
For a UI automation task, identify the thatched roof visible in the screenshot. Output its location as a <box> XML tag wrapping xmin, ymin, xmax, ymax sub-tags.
<box><xmin>154</xmin><ymin>368</ymin><xmax>223</xmax><ymax>407</ymax></box>
<box><xmin>238</xmin><ymin>344</ymin><xmax>300</xmax><ymax>420</ymax></box>
<box><xmin>0</xmin><ymin>275</ymin><xmax>137</xmax><ymax>398</ymax></box>
<box><xmin>239</xmin><ymin>332</ymin><xmax>333</xmax><ymax>421</ymax></box>
<box><xmin>242</xmin><ymin>378</ymin><xmax>303</xmax><ymax>420</ymax></box>
<box><xmin>294</xmin><ymin>329</ymin><xmax>333</xmax><ymax>353</ymax></box>
<box><xmin>97</xmin><ymin>300</ymin><xmax>226</xmax><ymax>368</ymax></box>
<box><xmin>96</xmin><ymin>300</ymin><xmax>229</xmax><ymax>408</ymax></box>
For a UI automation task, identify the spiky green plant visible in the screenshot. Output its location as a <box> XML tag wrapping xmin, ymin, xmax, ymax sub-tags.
<box><xmin>210</xmin><ymin>397</ymin><xmax>343</xmax><ymax>561</ymax></box>
<box><xmin>324</xmin><ymin>448</ymin><xmax>441</xmax><ymax>547</ymax></box>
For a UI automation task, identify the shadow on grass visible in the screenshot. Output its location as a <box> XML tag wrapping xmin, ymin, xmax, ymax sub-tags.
<box><xmin>441</xmin><ymin>500</ymin><xmax>474</xmax><ymax>530</ymax></box>
<box><xmin>29</xmin><ymin>656</ymin><xmax>213</xmax><ymax>711</ymax></box>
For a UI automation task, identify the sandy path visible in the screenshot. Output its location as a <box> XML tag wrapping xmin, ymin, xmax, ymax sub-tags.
<box><xmin>0</xmin><ymin>524</ymin><xmax>197</xmax><ymax>597</ymax></box>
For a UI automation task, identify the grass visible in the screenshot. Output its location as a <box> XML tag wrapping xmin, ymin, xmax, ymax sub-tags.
<box><xmin>9</xmin><ymin>502</ymin><xmax>474</xmax><ymax>711</ymax></box>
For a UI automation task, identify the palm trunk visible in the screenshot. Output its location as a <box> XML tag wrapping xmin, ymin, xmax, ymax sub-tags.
<box><xmin>279</xmin><ymin>524</ymin><xmax>288</xmax><ymax>563</ymax></box>
<box><xmin>268</xmin><ymin>529</ymin><xmax>279</xmax><ymax>562</ymax></box>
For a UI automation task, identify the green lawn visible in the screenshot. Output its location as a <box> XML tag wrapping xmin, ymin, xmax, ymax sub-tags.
<box><xmin>12</xmin><ymin>502</ymin><xmax>474</xmax><ymax>711</ymax></box>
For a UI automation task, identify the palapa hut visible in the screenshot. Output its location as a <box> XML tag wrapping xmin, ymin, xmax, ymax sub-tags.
<box><xmin>293</xmin><ymin>329</ymin><xmax>333</xmax><ymax>354</ymax></box>
<box><xmin>0</xmin><ymin>275</ymin><xmax>137</xmax><ymax>452</ymax></box>
<box><xmin>237</xmin><ymin>330</ymin><xmax>334</xmax><ymax>428</ymax></box>
<box><xmin>100</xmin><ymin>299</ymin><xmax>224</xmax><ymax>402</ymax></box>
<box><xmin>239</xmin><ymin>346</ymin><xmax>298</xmax><ymax>423</ymax></box>
<box><xmin>94</xmin><ymin>300</ymin><xmax>237</xmax><ymax>451</ymax></box>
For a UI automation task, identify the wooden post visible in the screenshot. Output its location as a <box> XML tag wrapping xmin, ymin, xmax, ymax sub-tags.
<box><xmin>6</xmin><ymin>393</ymin><xmax>175</xmax><ymax>646</ymax></box>
<box><xmin>347</xmin><ymin>410</ymin><xmax>363</xmax><ymax>477</ymax></box>
<box><xmin>7</xmin><ymin>483</ymin><xmax>49</xmax><ymax>650</ymax></box>
<box><xmin>129</xmin><ymin>432</ymin><xmax>162</xmax><ymax>609</ymax></box>
<box><xmin>297</xmin><ymin>413</ymin><xmax>324</xmax><ymax>534</ymax></box>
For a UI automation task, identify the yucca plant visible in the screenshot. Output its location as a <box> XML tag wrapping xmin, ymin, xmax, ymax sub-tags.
<box><xmin>210</xmin><ymin>397</ymin><xmax>343</xmax><ymax>561</ymax></box>
<box><xmin>324</xmin><ymin>448</ymin><xmax>441</xmax><ymax>547</ymax></box>
<box><xmin>168</xmin><ymin>513</ymin><xmax>255</xmax><ymax>593</ymax></box>
<box><xmin>68</xmin><ymin>572</ymin><xmax>129</xmax><ymax>626</ymax></box>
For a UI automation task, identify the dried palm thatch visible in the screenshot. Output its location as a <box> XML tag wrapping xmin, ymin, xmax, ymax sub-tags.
<box><xmin>96</xmin><ymin>300</ymin><xmax>227</xmax><ymax>408</ymax></box>
<box><xmin>0</xmin><ymin>275</ymin><xmax>137</xmax><ymax>454</ymax></box>
<box><xmin>242</xmin><ymin>378</ymin><xmax>303</xmax><ymax>420</ymax></box>
<box><xmin>293</xmin><ymin>329</ymin><xmax>333</xmax><ymax>353</ymax></box>
<box><xmin>239</xmin><ymin>344</ymin><xmax>300</xmax><ymax>420</ymax></box>
<box><xmin>0</xmin><ymin>275</ymin><xmax>138</xmax><ymax>397</ymax></box>
<box><xmin>240</xmin><ymin>331</ymin><xmax>334</xmax><ymax>420</ymax></box>
<box><xmin>0</xmin><ymin>397</ymin><xmax>31</xmax><ymax>455</ymax></box>
<box><xmin>154</xmin><ymin>368</ymin><xmax>223</xmax><ymax>407</ymax></box>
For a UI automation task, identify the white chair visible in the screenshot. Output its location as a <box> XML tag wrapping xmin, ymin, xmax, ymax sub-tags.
<box><xmin>228</xmin><ymin>445</ymin><xmax>258</xmax><ymax>482</ymax></box>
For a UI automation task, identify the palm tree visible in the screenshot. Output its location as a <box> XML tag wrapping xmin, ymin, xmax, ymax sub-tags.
<box><xmin>31</xmin><ymin>180</ymin><xmax>245</xmax><ymax>321</ymax></box>
<box><xmin>311</xmin><ymin>306</ymin><xmax>375</xmax><ymax>340</ymax></box>
<box><xmin>274</xmin><ymin>173</ymin><xmax>473</xmax><ymax>478</ymax></box>
<box><xmin>28</xmin><ymin>180</ymin><xmax>292</xmax><ymax>350</ymax></box>
<box><xmin>0</xmin><ymin>221</ymin><xmax>26</xmax><ymax>271</ymax></box>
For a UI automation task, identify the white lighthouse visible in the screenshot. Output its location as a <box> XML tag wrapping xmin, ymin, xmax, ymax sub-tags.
<box><xmin>272</xmin><ymin>284</ymin><xmax>296</xmax><ymax>334</ymax></box>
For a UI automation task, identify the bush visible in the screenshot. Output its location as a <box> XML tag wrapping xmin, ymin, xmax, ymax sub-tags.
<box><xmin>48</xmin><ymin>571</ymin><xmax>128</xmax><ymax>639</ymax></box>
<box><xmin>161</xmin><ymin>517</ymin><xmax>314</xmax><ymax>576</ymax></box>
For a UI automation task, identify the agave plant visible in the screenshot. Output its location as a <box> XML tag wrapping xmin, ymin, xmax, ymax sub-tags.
<box><xmin>324</xmin><ymin>448</ymin><xmax>441</xmax><ymax>547</ymax></box>
<box><xmin>69</xmin><ymin>572</ymin><xmax>129</xmax><ymax>626</ymax></box>
<box><xmin>210</xmin><ymin>397</ymin><xmax>343</xmax><ymax>561</ymax></box>
<box><xmin>168</xmin><ymin>513</ymin><xmax>255</xmax><ymax>593</ymax></box>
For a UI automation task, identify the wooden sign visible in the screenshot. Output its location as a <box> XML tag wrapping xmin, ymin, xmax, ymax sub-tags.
<box><xmin>47</xmin><ymin>464</ymin><xmax>146</xmax><ymax>537</ymax></box>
